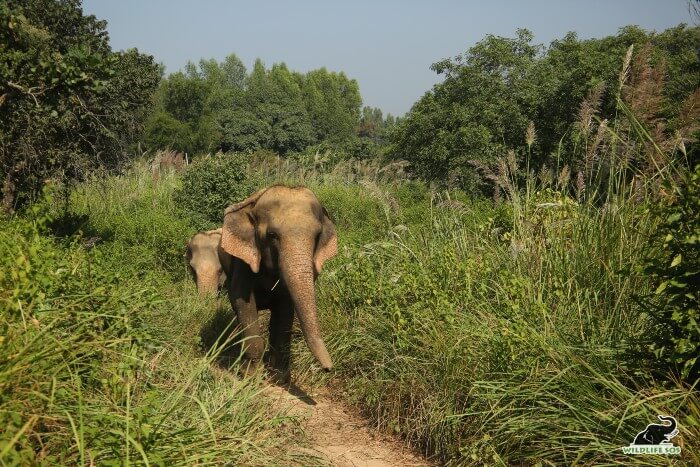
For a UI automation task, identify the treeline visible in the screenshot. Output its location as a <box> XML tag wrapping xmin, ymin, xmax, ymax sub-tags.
<box><xmin>143</xmin><ymin>56</ymin><xmax>397</xmax><ymax>157</ymax></box>
<box><xmin>2</xmin><ymin>0</ymin><xmax>698</xmax><ymax>211</ymax></box>
<box><xmin>386</xmin><ymin>26</ymin><xmax>700</xmax><ymax>194</ymax></box>
<box><xmin>0</xmin><ymin>0</ymin><xmax>396</xmax><ymax>213</ymax></box>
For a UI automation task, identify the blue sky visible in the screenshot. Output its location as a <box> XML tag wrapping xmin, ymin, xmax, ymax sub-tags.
<box><xmin>82</xmin><ymin>0</ymin><xmax>694</xmax><ymax>116</ymax></box>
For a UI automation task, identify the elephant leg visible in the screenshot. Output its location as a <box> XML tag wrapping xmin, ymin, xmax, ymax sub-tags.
<box><xmin>237</xmin><ymin>305</ymin><xmax>264</xmax><ymax>376</ymax></box>
<box><xmin>229</xmin><ymin>262</ymin><xmax>264</xmax><ymax>376</ymax></box>
<box><xmin>268</xmin><ymin>292</ymin><xmax>294</xmax><ymax>384</ymax></box>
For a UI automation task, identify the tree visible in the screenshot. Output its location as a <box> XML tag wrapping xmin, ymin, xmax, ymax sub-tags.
<box><xmin>216</xmin><ymin>108</ymin><xmax>271</xmax><ymax>152</ymax></box>
<box><xmin>143</xmin><ymin>110</ymin><xmax>194</xmax><ymax>154</ymax></box>
<box><xmin>220</xmin><ymin>54</ymin><xmax>248</xmax><ymax>90</ymax></box>
<box><xmin>263</xmin><ymin>63</ymin><xmax>315</xmax><ymax>153</ymax></box>
<box><xmin>358</xmin><ymin>106</ymin><xmax>397</xmax><ymax>146</ymax></box>
<box><xmin>103</xmin><ymin>48</ymin><xmax>163</xmax><ymax>150</ymax></box>
<box><xmin>219</xmin><ymin>60</ymin><xmax>314</xmax><ymax>154</ymax></box>
<box><xmin>387</xmin><ymin>26</ymin><xmax>700</xmax><ymax>193</ymax></box>
<box><xmin>197</xmin><ymin>53</ymin><xmax>246</xmax><ymax>113</ymax></box>
<box><xmin>0</xmin><ymin>0</ymin><xmax>160</xmax><ymax>212</ymax></box>
<box><xmin>145</xmin><ymin>54</ymin><xmax>365</xmax><ymax>156</ymax></box>
<box><xmin>159</xmin><ymin>72</ymin><xmax>209</xmax><ymax>124</ymax></box>
<box><xmin>358</xmin><ymin>106</ymin><xmax>383</xmax><ymax>139</ymax></box>
<box><xmin>388</xmin><ymin>29</ymin><xmax>547</xmax><ymax>193</ymax></box>
<box><xmin>301</xmin><ymin>68</ymin><xmax>362</xmax><ymax>142</ymax></box>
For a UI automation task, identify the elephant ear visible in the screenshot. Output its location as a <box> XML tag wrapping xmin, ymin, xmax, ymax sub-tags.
<box><xmin>314</xmin><ymin>206</ymin><xmax>338</xmax><ymax>274</ymax></box>
<box><xmin>221</xmin><ymin>188</ymin><xmax>268</xmax><ymax>273</ymax></box>
<box><xmin>184</xmin><ymin>240</ymin><xmax>195</xmax><ymax>278</ymax></box>
<box><xmin>184</xmin><ymin>234</ymin><xmax>196</xmax><ymax>264</ymax></box>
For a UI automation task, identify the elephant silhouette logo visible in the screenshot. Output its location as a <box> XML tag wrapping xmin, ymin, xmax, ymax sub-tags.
<box><xmin>632</xmin><ymin>415</ymin><xmax>678</xmax><ymax>445</ymax></box>
<box><xmin>622</xmin><ymin>415</ymin><xmax>681</xmax><ymax>455</ymax></box>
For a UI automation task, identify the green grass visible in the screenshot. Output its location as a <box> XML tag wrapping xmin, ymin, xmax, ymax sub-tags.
<box><xmin>0</xmin><ymin>169</ymin><xmax>319</xmax><ymax>465</ymax></box>
<box><xmin>291</xmin><ymin>168</ymin><xmax>699</xmax><ymax>464</ymax></box>
<box><xmin>3</xmin><ymin>143</ymin><xmax>697</xmax><ymax>465</ymax></box>
<box><xmin>68</xmin><ymin>161</ymin><xmax>193</xmax><ymax>278</ymax></box>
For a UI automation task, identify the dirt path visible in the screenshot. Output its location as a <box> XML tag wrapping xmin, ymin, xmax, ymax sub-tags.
<box><xmin>265</xmin><ymin>383</ymin><xmax>432</xmax><ymax>466</ymax></box>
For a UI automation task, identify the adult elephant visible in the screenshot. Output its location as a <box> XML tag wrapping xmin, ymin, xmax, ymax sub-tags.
<box><xmin>220</xmin><ymin>185</ymin><xmax>337</xmax><ymax>381</ymax></box>
<box><xmin>185</xmin><ymin>228</ymin><xmax>232</xmax><ymax>295</ymax></box>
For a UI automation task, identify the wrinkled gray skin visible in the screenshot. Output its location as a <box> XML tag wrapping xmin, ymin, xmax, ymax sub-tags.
<box><xmin>221</xmin><ymin>185</ymin><xmax>338</xmax><ymax>382</ymax></box>
<box><xmin>185</xmin><ymin>229</ymin><xmax>232</xmax><ymax>295</ymax></box>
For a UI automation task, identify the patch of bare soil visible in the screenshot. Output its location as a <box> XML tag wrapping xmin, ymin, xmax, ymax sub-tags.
<box><xmin>265</xmin><ymin>383</ymin><xmax>432</xmax><ymax>467</ymax></box>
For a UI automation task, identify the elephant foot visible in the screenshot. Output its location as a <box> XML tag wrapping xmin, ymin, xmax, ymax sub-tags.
<box><xmin>265</xmin><ymin>349</ymin><xmax>291</xmax><ymax>383</ymax></box>
<box><xmin>268</xmin><ymin>366</ymin><xmax>291</xmax><ymax>386</ymax></box>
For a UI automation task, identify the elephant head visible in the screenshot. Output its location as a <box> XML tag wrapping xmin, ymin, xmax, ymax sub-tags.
<box><xmin>185</xmin><ymin>228</ymin><xmax>232</xmax><ymax>295</ymax></box>
<box><xmin>220</xmin><ymin>186</ymin><xmax>337</xmax><ymax>370</ymax></box>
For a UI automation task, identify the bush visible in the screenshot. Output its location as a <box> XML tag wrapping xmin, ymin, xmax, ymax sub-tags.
<box><xmin>641</xmin><ymin>165</ymin><xmax>700</xmax><ymax>382</ymax></box>
<box><xmin>175</xmin><ymin>153</ymin><xmax>262</xmax><ymax>230</ymax></box>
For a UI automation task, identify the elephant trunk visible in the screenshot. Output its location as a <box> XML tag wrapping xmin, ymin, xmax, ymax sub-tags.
<box><xmin>658</xmin><ymin>415</ymin><xmax>677</xmax><ymax>434</ymax></box>
<box><xmin>196</xmin><ymin>268</ymin><xmax>220</xmax><ymax>295</ymax></box>
<box><xmin>280</xmin><ymin>242</ymin><xmax>333</xmax><ymax>371</ymax></box>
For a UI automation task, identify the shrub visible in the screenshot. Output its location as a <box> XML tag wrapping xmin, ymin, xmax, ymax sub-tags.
<box><xmin>175</xmin><ymin>153</ymin><xmax>262</xmax><ymax>230</ymax></box>
<box><xmin>641</xmin><ymin>165</ymin><xmax>700</xmax><ymax>382</ymax></box>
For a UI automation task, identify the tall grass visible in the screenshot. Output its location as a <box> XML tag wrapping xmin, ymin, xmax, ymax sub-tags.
<box><xmin>68</xmin><ymin>160</ymin><xmax>192</xmax><ymax>277</ymax></box>
<box><xmin>291</xmin><ymin>175</ymin><xmax>698</xmax><ymax>464</ymax></box>
<box><xmin>0</xmin><ymin>172</ymin><xmax>318</xmax><ymax>464</ymax></box>
<box><xmin>288</xmin><ymin>52</ymin><xmax>699</xmax><ymax>464</ymax></box>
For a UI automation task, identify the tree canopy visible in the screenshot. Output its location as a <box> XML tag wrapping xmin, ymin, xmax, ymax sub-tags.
<box><xmin>3</xmin><ymin>1</ymin><xmax>697</xmax><ymax>207</ymax></box>
<box><xmin>0</xmin><ymin>0</ymin><xmax>161</xmax><ymax>212</ymax></box>
<box><xmin>144</xmin><ymin>57</ymin><xmax>364</xmax><ymax>156</ymax></box>
<box><xmin>386</xmin><ymin>25</ymin><xmax>700</xmax><ymax>194</ymax></box>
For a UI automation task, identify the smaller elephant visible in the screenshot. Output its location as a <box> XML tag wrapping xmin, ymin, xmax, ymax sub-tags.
<box><xmin>633</xmin><ymin>415</ymin><xmax>678</xmax><ymax>445</ymax></box>
<box><xmin>185</xmin><ymin>228</ymin><xmax>232</xmax><ymax>295</ymax></box>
